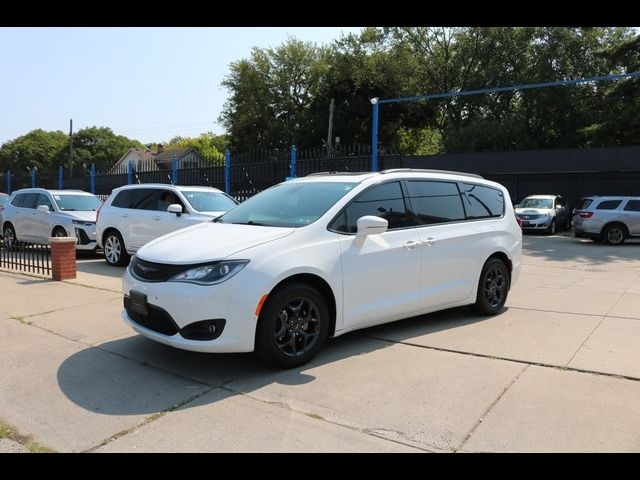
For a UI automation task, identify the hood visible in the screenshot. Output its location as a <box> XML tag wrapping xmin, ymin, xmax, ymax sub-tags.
<box><xmin>59</xmin><ymin>210</ymin><xmax>97</xmax><ymax>222</ymax></box>
<box><xmin>136</xmin><ymin>222</ymin><xmax>296</xmax><ymax>264</ymax></box>
<box><xmin>515</xmin><ymin>207</ymin><xmax>552</xmax><ymax>215</ymax></box>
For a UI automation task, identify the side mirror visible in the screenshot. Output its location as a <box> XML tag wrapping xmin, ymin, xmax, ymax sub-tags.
<box><xmin>356</xmin><ymin>215</ymin><xmax>388</xmax><ymax>237</ymax></box>
<box><xmin>37</xmin><ymin>205</ymin><xmax>50</xmax><ymax>213</ymax></box>
<box><xmin>167</xmin><ymin>204</ymin><xmax>183</xmax><ymax>216</ymax></box>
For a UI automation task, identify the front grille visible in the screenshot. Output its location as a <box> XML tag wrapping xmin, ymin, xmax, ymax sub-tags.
<box><xmin>130</xmin><ymin>256</ymin><xmax>187</xmax><ymax>282</ymax></box>
<box><xmin>124</xmin><ymin>296</ymin><xmax>178</xmax><ymax>335</ymax></box>
<box><xmin>517</xmin><ymin>214</ymin><xmax>540</xmax><ymax>220</ymax></box>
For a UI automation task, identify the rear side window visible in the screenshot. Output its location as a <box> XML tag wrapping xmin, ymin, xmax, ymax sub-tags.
<box><xmin>596</xmin><ymin>200</ymin><xmax>622</xmax><ymax>210</ymax></box>
<box><xmin>330</xmin><ymin>181</ymin><xmax>412</xmax><ymax>233</ymax></box>
<box><xmin>460</xmin><ymin>183</ymin><xmax>504</xmax><ymax>219</ymax></box>
<box><xmin>623</xmin><ymin>200</ymin><xmax>640</xmax><ymax>212</ymax></box>
<box><xmin>406</xmin><ymin>180</ymin><xmax>465</xmax><ymax>225</ymax></box>
<box><xmin>577</xmin><ymin>198</ymin><xmax>593</xmax><ymax>210</ymax></box>
<box><xmin>111</xmin><ymin>189</ymin><xmax>159</xmax><ymax>210</ymax></box>
<box><xmin>13</xmin><ymin>193</ymin><xmax>38</xmax><ymax>209</ymax></box>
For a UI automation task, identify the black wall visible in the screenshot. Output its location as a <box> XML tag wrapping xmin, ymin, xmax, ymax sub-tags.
<box><xmin>403</xmin><ymin>146</ymin><xmax>640</xmax><ymax>208</ymax></box>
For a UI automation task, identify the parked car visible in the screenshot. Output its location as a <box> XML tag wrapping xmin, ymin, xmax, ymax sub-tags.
<box><xmin>514</xmin><ymin>194</ymin><xmax>571</xmax><ymax>234</ymax></box>
<box><xmin>0</xmin><ymin>192</ymin><xmax>10</xmax><ymax>237</ymax></box>
<box><xmin>572</xmin><ymin>196</ymin><xmax>640</xmax><ymax>245</ymax></box>
<box><xmin>96</xmin><ymin>184</ymin><xmax>238</xmax><ymax>266</ymax></box>
<box><xmin>121</xmin><ymin>169</ymin><xmax>522</xmax><ymax>368</ymax></box>
<box><xmin>1</xmin><ymin>188</ymin><xmax>102</xmax><ymax>249</ymax></box>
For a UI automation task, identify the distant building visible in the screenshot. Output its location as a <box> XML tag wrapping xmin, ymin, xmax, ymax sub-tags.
<box><xmin>110</xmin><ymin>145</ymin><xmax>205</xmax><ymax>173</ymax></box>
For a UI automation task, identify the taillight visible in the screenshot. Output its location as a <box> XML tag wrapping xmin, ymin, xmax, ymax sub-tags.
<box><xmin>516</xmin><ymin>217</ymin><xmax>523</xmax><ymax>227</ymax></box>
<box><xmin>578</xmin><ymin>212</ymin><xmax>593</xmax><ymax>219</ymax></box>
<box><xmin>97</xmin><ymin>194</ymin><xmax>110</xmax><ymax>223</ymax></box>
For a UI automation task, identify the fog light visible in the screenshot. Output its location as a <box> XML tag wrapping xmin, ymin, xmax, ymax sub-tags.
<box><xmin>180</xmin><ymin>319</ymin><xmax>226</xmax><ymax>341</ymax></box>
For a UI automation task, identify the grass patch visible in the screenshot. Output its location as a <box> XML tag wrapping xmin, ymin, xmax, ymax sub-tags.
<box><xmin>0</xmin><ymin>419</ymin><xmax>56</xmax><ymax>453</ymax></box>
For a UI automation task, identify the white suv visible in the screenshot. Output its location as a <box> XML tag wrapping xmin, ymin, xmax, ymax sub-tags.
<box><xmin>97</xmin><ymin>184</ymin><xmax>237</xmax><ymax>266</ymax></box>
<box><xmin>122</xmin><ymin>169</ymin><xmax>522</xmax><ymax>368</ymax></box>
<box><xmin>2</xmin><ymin>188</ymin><xmax>101</xmax><ymax>249</ymax></box>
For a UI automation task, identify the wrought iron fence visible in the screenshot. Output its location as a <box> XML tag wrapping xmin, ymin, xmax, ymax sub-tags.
<box><xmin>0</xmin><ymin>241</ymin><xmax>52</xmax><ymax>277</ymax></box>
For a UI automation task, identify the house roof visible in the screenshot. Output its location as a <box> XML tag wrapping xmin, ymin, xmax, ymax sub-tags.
<box><xmin>154</xmin><ymin>148</ymin><xmax>199</xmax><ymax>163</ymax></box>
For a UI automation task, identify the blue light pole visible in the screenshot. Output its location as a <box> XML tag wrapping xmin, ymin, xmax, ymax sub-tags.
<box><xmin>370</xmin><ymin>71</ymin><xmax>640</xmax><ymax>173</ymax></box>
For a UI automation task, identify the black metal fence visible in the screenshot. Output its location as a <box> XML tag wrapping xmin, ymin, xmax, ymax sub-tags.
<box><xmin>0</xmin><ymin>242</ymin><xmax>52</xmax><ymax>277</ymax></box>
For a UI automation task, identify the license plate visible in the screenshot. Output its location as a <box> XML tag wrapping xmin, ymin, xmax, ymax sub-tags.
<box><xmin>129</xmin><ymin>290</ymin><xmax>148</xmax><ymax>316</ymax></box>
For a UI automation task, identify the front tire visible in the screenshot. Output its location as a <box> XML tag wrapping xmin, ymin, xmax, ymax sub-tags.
<box><xmin>103</xmin><ymin>230</ymin><xmax>130</xmax><ymax>266</ymax></box>
<box><xmin>3</xmin><ymin>224</ymin><xmax>17</xmax><ymax>250</ymax></box>
<box><xmin>52</xmin><ymin>226</ymin><xmax>67</xmax><ymax>238</ymax></box>
<box><xmin>255</xmin><ymin>283</ymin><xmax>330</xmax><ymax>368</ymax></box>
<box><xmin>474</xmin><ymin>258</ymin><xmax>510</xmax><ymax>316</ymax></box>
<box><xmin>546</xmin><ymin>219</ymin><xmax>556</xmax><ymax>235</ymax></box>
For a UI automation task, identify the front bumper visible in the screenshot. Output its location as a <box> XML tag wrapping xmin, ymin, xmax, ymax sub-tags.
<box><xmin>121</xmin><ymin>267</ymin><xmax>260</xmax><ymax>353</ymax></box>
<box><xmin>74</xmin><ymin>225</ymin><xmax>98</xmax><ymax>250</ymax></box>
<box><xmin>518</xmin><ymin>217</ymin><xmax>552</xmax><ymax>230</ymax></box>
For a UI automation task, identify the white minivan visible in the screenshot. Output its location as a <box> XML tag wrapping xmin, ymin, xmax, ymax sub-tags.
<box><xmin>121</xmin><ymin>170</ymin><xmax>522</xmax><ymax>368</ymax></box>
<box><xmin>97</xmin><ymin>184</ymin><xmax>238</xmax><ymax>266</ymax></box>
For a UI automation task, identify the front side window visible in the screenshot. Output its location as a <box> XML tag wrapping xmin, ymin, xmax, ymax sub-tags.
<box><xmin>331</xmin><ymin>181</ymin><xmax>411</xmax><ymax>233</ymax></box>
<box><xmin>461</xmin><ymin>183</ymin><xmax>504</xmax><ymax>218</ymax></box>
<box><xmin>37</xmin><ymin>194</ymin><xmax>54</xmax><ymax>211</ymax></box>
<box><xmin>219</xmin><ymin>181</ymin><xmax>356</xmax><ymax>228</ymax></box>
<box><xmin>406</xmin><ymin>180</ymin><xmax>465</xmax><ymax>225</ymax></box>
<box><xmin>623</xmin><ymin>200</ymin><xmax>640</xmax><ymax>212</ymax></box>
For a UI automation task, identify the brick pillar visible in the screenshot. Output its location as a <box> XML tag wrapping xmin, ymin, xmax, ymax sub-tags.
<box><xmin>50</xmin><ymin>237</ymin><xmax>77</xmax><ymax>281</ymax></box>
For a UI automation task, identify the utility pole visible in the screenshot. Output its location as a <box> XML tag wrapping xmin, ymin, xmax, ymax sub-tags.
<box><xmin>326</xmin><ymin>98</ymin><xmax>335</xmax><ymax>156</ymax></box>
<box><xmin>68</xmin><ymin>119</ymin><xmax>73</xmax><ymax>178</ymax></box>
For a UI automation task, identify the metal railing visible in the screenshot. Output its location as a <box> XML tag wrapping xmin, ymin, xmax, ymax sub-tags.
<box><xmin>0</xmin><ymin>241</ymin><xmax>52</xmax><ymax>277</ymax></box>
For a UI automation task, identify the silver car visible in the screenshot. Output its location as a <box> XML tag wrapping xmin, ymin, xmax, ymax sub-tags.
<box><xmin>573</xmin><ymin>196</ymin><xmax>640</xmax><ymax>245</ymax></box>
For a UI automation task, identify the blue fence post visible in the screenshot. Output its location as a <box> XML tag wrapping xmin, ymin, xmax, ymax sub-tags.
<box><xmin>58</xmin><ymin>166</ymin><xmax>64</xmax><ymax>190</ymax></box>
<box><xmin>290</xmin><ymin>145</ymin><xmax>297</xmax><ymax>178</ymax></box>
<box><xmin>6</xmin><ymin>170</ymin><xmax>11</xmax><ymax>195</ymax></box>
<box><xmin>371</xmin><ymin>98</ymin><xmax>379</xmax><ymax>171</ymax></box>
<box><xmin>31</xmin><ymin>168</ymin><xmax>36</xmax><ymax>188</ymax></box>
<box><xmin>127</xmin><ymin>160</ymin><xmax>134</xmax><ymax>185</ymax></box>
<box><xmin>224</xmin><ymin>150</ymin><xmax>231</xmax><ymax>194</ymax></box>
<box><xmin>172</xmin><ymin>154</ymin><xmax>178</xmax><ymax>185</ymax></box>
<box><xmin>90</xmin><ymin>163</ymin><xmax>96</xmax><ymax>194</ymax></box>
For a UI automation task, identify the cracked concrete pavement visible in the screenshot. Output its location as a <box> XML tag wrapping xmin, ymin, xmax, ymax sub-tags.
<box><xmin>1</xmin><ymin>234</ymin><xmax>640</xmax><ymax>452</ymax></box>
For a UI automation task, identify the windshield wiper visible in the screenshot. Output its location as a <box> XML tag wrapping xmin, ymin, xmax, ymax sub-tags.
<box><xmin>212</xmin><ymin>216</ymin><xmax>224</xmax><ymax>223</ymax></box>
<box><xmin>231</xmin><ymin>221</ymin><xmax>269</xmax><ymax>226</ymax></box>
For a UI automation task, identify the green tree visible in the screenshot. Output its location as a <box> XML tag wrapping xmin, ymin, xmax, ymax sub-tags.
<box><xmin>72</xmin><ymin>127</ymin><xmax>142</xmax><ymax>173</ymax></box>
<box><xmin>220</xmin><ymin>38</ymin><xmax>331</xmax><ymax>151</ymax></box>
<box><xmin>0</xmin><ymin>129</ymin><xmax>68</xmax><ymax>172</ymax></box>
<box><xmin>165</xmin><ymin>132</ymin><xmax>228</xmax><ymax>163</ymax></box>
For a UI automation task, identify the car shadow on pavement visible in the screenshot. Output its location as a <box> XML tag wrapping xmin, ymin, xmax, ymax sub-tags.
<box><xmin>55</xmin><ymin>306</ymin><xmax>488</xmax><ymax>416</ymax></box>
<box><xmin>75</xmin><ymin>257</ymin><xmax>126</xmax><ymax>279</ymax></box>
<box><xmin>522</xmin><ymin>234</ymin><xmax>640</xmax><ymax>265</ymax></box>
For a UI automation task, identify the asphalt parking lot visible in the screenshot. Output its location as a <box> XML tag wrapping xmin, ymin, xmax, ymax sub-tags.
<box><xmin>1</xmin><ymin>233</ymin><xmax>640</xmax><ymax>452</ymax></box>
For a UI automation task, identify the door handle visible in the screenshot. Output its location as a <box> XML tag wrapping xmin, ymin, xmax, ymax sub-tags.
<box><xmin>622</xmin><ymin>214</ymin><xmax>631</xmax><ymax>217</ymax></box>
<box><xmin>153</xmin><ymin>216</ymin><xmax>161</xmax><ymax>221</ymax></box>
<box><xmin>404</xmin><ymin>240</ymin><xmax>421</xmax><ymax>250</ymax></box>
<box><xmin>122</xmin><ymin>214</ymin><xmax>129</xmax><ymax>218</ymax></box>
<box><xmin>423</xmin><ymin>237</ymin><xmax>436</xmax><ymax>247</ymax></box>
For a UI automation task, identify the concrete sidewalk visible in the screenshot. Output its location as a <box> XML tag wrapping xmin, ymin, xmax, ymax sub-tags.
<box><xmin>1</xmin><ymin>235</ymin><xmax>640</xmax><ymax>452</ymax></box>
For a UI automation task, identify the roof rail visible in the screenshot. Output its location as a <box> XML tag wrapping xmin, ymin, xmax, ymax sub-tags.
<box><xmin>306</xmin><ymin>171</ymin><xmax>372</xmax><ymax>177</ymax></box>
<box><xmin>380</xmin><ymin>168</ymin><xmax>484</xmax><ymax>179</ymax></box>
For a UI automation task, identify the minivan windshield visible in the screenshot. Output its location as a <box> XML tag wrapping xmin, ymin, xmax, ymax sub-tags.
<box><xmin>181</xmin><ymin>190</ymin><xmax>237</xmax><ymax>213</ymax></box>
<box><xmin>218</xmin><ymin>181</ymin><xmax>356</xmax><ymax>227</ymax></box>
<box><xmin>53</xmin><ymin>194</ymin><xmax>102</xmax><ymax>211</ymax></box>
<box><xmin>519</xmin><ymin>198</ymin><xmax>553</xmax><ymax>209</ymax></box>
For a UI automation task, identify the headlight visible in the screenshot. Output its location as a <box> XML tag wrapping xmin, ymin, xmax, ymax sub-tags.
<box><xmin>72</xmin><ymin>220</ymin><xmax>95</xmax><ymax>225</ymax></box>
<box><xmin>169</xmin><ymin>260</ymin><xmax>249</xmax><ymax>285</ymax></box>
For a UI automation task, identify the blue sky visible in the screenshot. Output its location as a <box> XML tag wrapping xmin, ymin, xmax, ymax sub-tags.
<box><xmin>0</xmin><ymin>27</ymin><xmax>363</xmax><ymax>146</ymax></box>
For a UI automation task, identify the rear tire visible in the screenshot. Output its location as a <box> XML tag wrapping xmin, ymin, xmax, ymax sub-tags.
<box><xmin>255</xmin><ymin>283</ymin><xmax>330</xmax><ymax>368</ymax></box>
<box><xmin>474</xmin><ymin>258</ymin><xmax>510</xmax><ymax>316</ymax></box>
<box><xmin>103</xmin><ymin>230</ymin><xmax>130</xmax><ymax>266</ymax></box>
